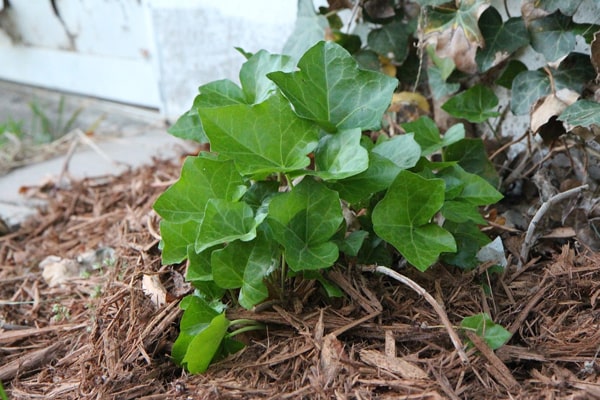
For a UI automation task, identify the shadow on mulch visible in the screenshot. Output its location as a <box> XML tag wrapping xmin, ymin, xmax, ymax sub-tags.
<box><xmin>1</xmin><ymin>158</ymin><xmax>600</xmax><ymax>399</ymax></box>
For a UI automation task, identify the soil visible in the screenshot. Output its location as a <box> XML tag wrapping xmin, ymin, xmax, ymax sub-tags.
<box><xmin>2</xmin><ymin>156</ymin><xmax>600</xmax><ymax>399</ymax></box>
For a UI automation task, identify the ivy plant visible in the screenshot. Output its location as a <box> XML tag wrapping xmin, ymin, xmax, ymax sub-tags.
<box><xmin>302</xmin><ymin>0</ymin><xmax>599</xmax><ymax>146</ymax></box>
<box><xmin>155</xmin><ymin>40</ymin><xmax>502</xmax><ymax>373</ymax></box>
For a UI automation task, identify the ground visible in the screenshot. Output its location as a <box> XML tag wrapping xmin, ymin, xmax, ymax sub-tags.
<box><xmin>2</xmin><ymin>154</ymin><xmax>600</xmax><ymax>399</ymax></box>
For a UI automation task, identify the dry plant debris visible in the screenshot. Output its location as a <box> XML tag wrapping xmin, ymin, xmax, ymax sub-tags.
<box><xmin>1</xmin><ymin>158</ymin><xmax>600</xmax><ymax>399</ymax></box>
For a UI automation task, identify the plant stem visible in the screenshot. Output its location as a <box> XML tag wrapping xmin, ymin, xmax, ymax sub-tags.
<box><xmin>285</xmin><ymin>174</ymin><xmax>294</xmax><ymax>190</ymax></box>
<box><xmin>362</xmin><ymin>264</ymin><xmax>470</xmax><ymax>365</ymax></box>
<box><xmin>518</xmin><ymin>183</ymin><xmax>588</xmax><ymax>268</ymax></box>
<box><xmin>280</xmin><ymin>253</ymin><xmax>287</xmax><ymax>297</ymax></box>
<box><xmin>228</xmin><ymin>324</ymin><xmax>265</xmax><ymax>338</ymax></box>
<box><xmin>229</xmin><ymin>319</ymin><xmax>260</xmax><ymax>327</ymax></box>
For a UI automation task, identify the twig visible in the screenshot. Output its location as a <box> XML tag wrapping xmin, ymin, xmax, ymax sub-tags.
<box><xmin>518</xmin><ymin>184</ymin><xmax>589</xmax><ymax>269</ymax></box>
<box><xmin>362</xmin><ymin>265</ymin><xmax>470</xmax><ymax>365</ymax></box>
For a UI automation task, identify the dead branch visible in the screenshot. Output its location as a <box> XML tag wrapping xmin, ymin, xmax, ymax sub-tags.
<box><xmin>362</xmin><ymin>264</ymin><xmax>469</xmax><ymax>365</ymax></box>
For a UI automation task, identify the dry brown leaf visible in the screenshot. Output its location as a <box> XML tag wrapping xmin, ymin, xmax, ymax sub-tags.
<box><xmin>40</xmin><ymin>256</ymin><xmax>80</xmax><ymax>287</ymax></box>
<box><xmin>321</xmin><ymin>333</ymin><xmax>346</xmax><ymax>383</ymax></box>
<box><xmin>520</xmin><ymin>0</ymin><xmax>550</xmax><ymax>24</ymax></box>
<box><xmin>592</xmin><ymin>30</ymin><xmax>600</xmax><ymax>81</ymax></box>
<box><xmin>434</xmin><ymin>27</ymin><xmax>479</xmax><ymax>74</ymax></box>
<box><xmin>540</xmin><ymin>227</ymin><xmax>577</xmax><ymax>239</ymax></box>
<box><xmin>360</xmin><ymin>349</ymin><xmax>428</xmax><ymax>380</ymax></box>
<box><xmin>142</xmin><ymin>274</ymin><xmax>167</xmax><ymax>308</ymax></box>
<box><xmin>530</xmin><ymin>88</ymin><xmax>579</xmax><ymax>142</ymax></box>
<box><xmin>389</xmin><ymin>91</ymin><xmax>430</xmax><ymax>114</ymax></box>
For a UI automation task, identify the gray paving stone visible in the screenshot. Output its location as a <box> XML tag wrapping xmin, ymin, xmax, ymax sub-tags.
<box><xmin>0</xmin><ymin>81</ymin><xmax>187</xmax><ymax>227</ymax></box>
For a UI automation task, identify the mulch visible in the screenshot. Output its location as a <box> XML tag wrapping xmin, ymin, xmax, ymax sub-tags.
<box><xmin>2</xmin><ymin>157</ymin><xmax>600</xmax><ymax>399</ymax></box>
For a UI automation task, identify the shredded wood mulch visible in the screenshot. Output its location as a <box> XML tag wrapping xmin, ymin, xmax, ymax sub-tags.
<box><xmin>2</xmin><ymin>158</ymin><xmax>600</xmax><ymax>399</ymax></box>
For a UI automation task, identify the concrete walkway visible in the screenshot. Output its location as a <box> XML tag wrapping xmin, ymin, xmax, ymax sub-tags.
<box><xmin>0</xmin><ymin>80</ymin><xmax>186</xmax><ymax>227</ymax></box>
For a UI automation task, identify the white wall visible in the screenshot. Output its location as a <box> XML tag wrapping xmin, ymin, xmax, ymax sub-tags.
<box><xmin>0</xmin><ymin>0</ymin><xmax>298</xmax><ymax>120</ymax></box>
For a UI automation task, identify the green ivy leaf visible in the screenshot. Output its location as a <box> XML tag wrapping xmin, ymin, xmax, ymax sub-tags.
<box><xmin>496</xmin><ymin>60</ymin><xmax>527</xmax><ymax>89</ymax></box>
<box><xmin>402</xmin><ymin>117</ymin><xmax>464</xmax><ymax>156</ymax></box>
<box><xmin>461</xmin><ymin>313</ymin><xmax>511</xmax><ymax>350</ymax></box>
<box><xmin>476</xmin><ymin>8</ymin><xmax>528</xmax><ymax>72</ymax></box>
<box><xmin>154</xmin><ymin>156</ymin><xmax>246</xmax><ymax>223</ymax></box>
<box><xmin>354</xmin><ymin>49</ymin><xmax>381</xmax><ymax>71</ymax></box>
<box><xmin>329</xmin><ymin>153</ymin><xmax>401</xmax><ymax>204</ymax></box>
<box><xmin>268</xmin><ymin>41</ymin><xmax>398</xmax><ymax>132</ymax></box>
<box><xmin>311</xmin><ymin>272</ymin><xmax>344</xmax><ymax>298</ymax></box>
<box><xmin>438</xmin><ymin>165</ymin><xmax>503</xmax><ymax>206</ymax></box>
<box><xmin>372</xmin><ymin>171</ymin><xmax>456</xmax><ymax>271</ymax></box>
<box><xmin>239</xmin><ymin>50</ymin><xmax>295</xmax><ymax>104</ymax></box>
<box><xmin>330</xmin><ymin>134</ymin><xmax>421</xmax><ymax>203</ymax></box>
<box><xmin>372</xmin><ymin>134</ymin><xmax>422</xmax><ymax>170</ymax></box>
<box><xmin>313</xmin><ymin>128</ymin><xmax>369</xmax><ymax>180</ymax></box>
<box><xmin>158</xmin><ymin>220</ymin><xmax>199</xmax><ymax>264</ymax></box>
<box><xmin>553</xmin><ymin>53</ymin><xmax>597</xmax><ymax>92</ymax></box>
<box><xmin>172</xmin><ymin>296</ymin><xmax>220</xmax><ymax>364</ymax></box>
<box><xmin>169</xmin><ymin>80</ymin><xmax>248</xmax><ymax>143</ymax></box>
<box><xmin>510</xmin><ymin>70</ymin><xmax>549</xmax><ymax>115</ymax></box>
<box><xmin>529</xmin><ymin>12</ymin><xmax>576</xmax><ymax>62</ymax></box>
<box><xmin>442</xmin><ymin>221</ymin><xmax>491</xmax><ymax>269</ymax></box>
<box><xmin>195</xmin><ymin>199</ymin><xmax>258</xmax><ymax>253</ymax></box>
<box><xmin>267</xmin><ymin>178</ymin><xmax>343</xmax><ymax>271</ymax></box>
<box><xmin>559</xmin><ymin>99</ymin><xmax>600</xmax><ymax>127</ymax></box>
<box><xmin>282</xmin><ymin>0</ymin><xmax>328</xmax><ymax>62</ymax></box>
<box><xmin>367</xmin><ymin>20</ymin><xmax>410</xmax><ymax>63</ymax></box>
<box><xmin>198</xmin><ymin>94</ymin><xmax>319</xmax><ymax>175</ymax></box>
<box><xmin>536</xmin><ymin>0</ymin><xmax>585</xmax><ymax>18</ymax></box>
<box><xmin>187</xmin><ymin>245</ymin><xmax>213</xmax><ymax>282</ymax></box>
<box><xmin>511</xmin><ymin>55</ymin><xmax>595</xmax><ymax>115</ymax></box>
<box><xmin>197</xmin><ymin>79</ymin><xmax>248</xmax><ymax>107</ymax></box>
<box><xmin>427</xmin><ymin>45</ymin><xmax>456</xmax><ymax>81</ymax></box>
<box><xmin>424</xmin><ymin>0</ymin><xmax>488</xmax><ymax>46</ymax></box>
<box><xmin>182</xmin><ymin>313</ymin><xmax>230</xmax><ymax>373</ymax></box>
<box><xmin>427</xmin><ymin>65</ymin><xmax>460</xmax><ymax>100</ymax></box>
<box><xmin>335</xmin><ymin>230</ymin><xmax>369</xmax><ymax>257</ymax></box>
<box><xmin>443</xmin><ymin>138</ymin><xmax>499</xmax><ymax>187</ymax></box>
<box><xmin>168</xmin><ymin>109</ymin><xmax>207</xmax><ymax>143</ymax></box>
<box><xmin>442</xmin><ymin>200</ymin><xmax>487</xmax><ymax>224</ymax></box>
<box><xmin>211</xmin><ymin>231</ymin><xmax>277</xmax><ymax>309</ymax></box>
<box><xmin>242</xmin><ymin>181</ymin><xmax>280</xmax><ymax>211</ymax></box>
<box><xmin>442</xmin><ymin>84</ymin><xmax>501</xmax><ymax>123</ymax></box>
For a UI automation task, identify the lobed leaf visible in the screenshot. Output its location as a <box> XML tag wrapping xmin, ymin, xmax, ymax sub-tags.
<box><xmin>153</xmin><ymin>156</ymin><xmax>246</xmax><ymax>223</ymax></box>
<box><xmin>313</xmin><ymin>128</ymin><xmax>369</xmax><ymax>180</ymax></box>
<box><xmin>195</xmin><ymin>199</ymin><xmax>258</xmax><ymax>253</ymax></box>
<box><xmin>211</xmin><ymin>231</ymin><xmax>278</xmax><ymax>309</ymax></box>
<box><xmin>442</xmin><ymin>84</ymin><xmax>501</xmax><ymax>123</ymax></box>
<box><xmin>268</xmin><ymin>41</ymin><xmax>398</xmax><ymax>132</ymax></box>
<box><xmin>461</xmin><ymin>313</ymin><xmax>511</xmax><ymax>350</ymax></box>
<box><xmin>267</xmin><ymin>178</ymin><xmax>343</xmax><ymax>271</ymax></box>
<box><xmin>476</xmin><ymin>7</ymin><xmax>528</xmax><ymax>72</ymax></box>
<box><xmin>402</xmin><ymin>117</ymin><xmax>464</xmax><ymax>156</ymax></box>
<box><xmin>199</xmin><ymin>94</ymin><xmax>319</xmax><ymax>175</ymax></box>
<box><xmin>329</xmin><ymin>134</ymin><xmax>421</xmax><ymax>203</ymax></box>
<box><xmin>158</xmin><ymin>220</ymin><xmax>200</xmax><ymax>265</ymax></box>
<box><xmin>441</xmin><ymin>221</ymin><xmax>491</xmax><ymax>269</ymax></box>
<box><xmin>559</xmin><ymin>99</ymin><xmax>600</xmax><ymax>127</ymax></box>
<box><xmin>239</xmin><ymin>50</ymin><xmax>295</xmax><ymax>104</ymax></box>
<box><xmin>182</xmin><ymin>313</ymin><xmax>230</xmax><ymax>374</ymax></box>
<box><xmin>371</xmin><ymin>134</ymin><xmax>422</xmax><ymax>170</ymax></box>
<box><xmin>282</xmin><ymin>0</ymin><xmax>328</xmax><ymax>62</ymax></box>
<box><xmin>367</xmin><ymin>20</ymin><xmax>410</xmax><ymax>63</ymax></box>
<box><xmin>171</xmin><ymin>296</ymin><xmax>221</xmax><ymax>364</ymax></box>
<box><xmin>528</xmin><ymin>12</ymin><xmax>576</xmax><ymax>63</ymax></box>
<box><xmin>372</xmin><ymin>171</ymin><xmax>456</xmax><ymax>271</ymax></box>
<box><xmin>438</xmin><ymin>165</ymin><xmax>503</xmax><ymax>206</ymax></box>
